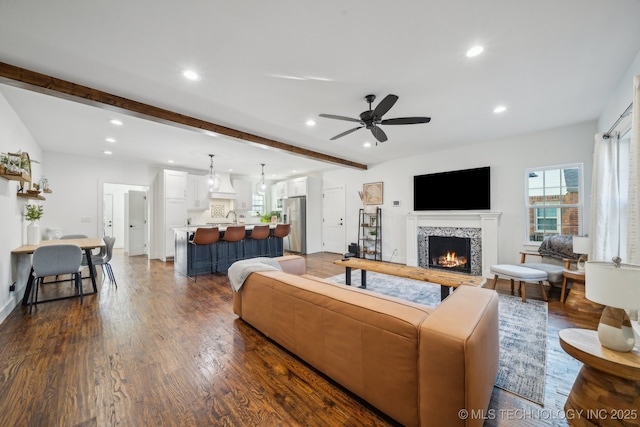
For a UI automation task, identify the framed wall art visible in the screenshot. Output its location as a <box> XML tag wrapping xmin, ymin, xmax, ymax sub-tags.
<box><xmin>363</xmin><ymin>182</ymin><xmax>383</xmax><ymax>205</ymax></box>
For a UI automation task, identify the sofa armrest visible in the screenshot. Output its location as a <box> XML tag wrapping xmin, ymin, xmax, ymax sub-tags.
<box><xmin>419</xmin><ymin>286</ymin><xmax>499</xmax><ymax>427</ymax></box>
<box><xmin>233</xmin><ymin>255</ymin><xmax>306</xmax><ymax>317</ymax></box>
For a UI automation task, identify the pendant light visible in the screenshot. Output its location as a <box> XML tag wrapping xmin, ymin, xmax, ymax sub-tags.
<box><xmin>206</xmin><ymin>154</ymin><xmax>220</xmax><ymax>192</ymax></box>
<box><xmin>256</xmin><ymin>163</ymin><xmax>267</xmax><ymax>195</ymax></box>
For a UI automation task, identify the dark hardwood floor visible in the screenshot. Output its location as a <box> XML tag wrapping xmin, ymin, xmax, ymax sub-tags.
<box><xmin>0</xmin><ymin>251</ymin><xmax>600</xmax><ymax>426</ymax></box>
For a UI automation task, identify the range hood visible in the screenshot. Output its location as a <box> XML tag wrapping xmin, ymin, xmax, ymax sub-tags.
<box><xmin>209</xmin><ymin>171</ymin><xmax>236</xmax><ymax>199</ymax></box>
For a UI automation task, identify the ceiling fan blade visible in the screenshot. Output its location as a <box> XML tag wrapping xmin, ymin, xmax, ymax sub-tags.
<box><xmin>373</xmin><ymin>94</ymin><xmax>399</xmax><ymax>118</ymax></box>
<box><xmin>380</xmin><ymin>117</ymin><xmax>431</xmax><ymax>125</ymax></box>
<box><xmin>319</xmin><ymin>113</ymin><xmax>362</xmax><ymax>123</ymax></box>
<box><xmin>330</xmin><ymin>126</ymin><xmax>363</xmax><ymax>140</ymax></box>
<box><xmin>370</xmin><ymin>126</ymin><xmax>388</xmax><ymax>143</ymax></box>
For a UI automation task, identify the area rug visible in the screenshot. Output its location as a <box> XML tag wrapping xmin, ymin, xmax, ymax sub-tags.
<box><xmin>327</xmin><ymin>270</ymin><xmax>548</xmax><ymax>405</ymax></box>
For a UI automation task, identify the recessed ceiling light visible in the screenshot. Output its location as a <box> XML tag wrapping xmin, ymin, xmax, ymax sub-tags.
<box><xmin>167</xmin><ymin>160</ymin><xmax>175</xmax><ymax>163</ymax></box>
<box><xmin>306</xmin><ymin>119</ymin><xmax>316</xmax><ymax>126</ymax></box>
<box><xmin>182</xmin><ymin>69</ymin><xmax>200</xmax><ymax>81</ymax></box>
<box><xmin>302</xmin><ymin>76</ymin><xmax>333</xmax><ymax>82</ymax></box>
<box><xmin>493</xmin><ymin>105</ymin><xmax>507</xmax><ymax>114</ymax></box>
<box><xmin>103</xmin><ymin>150</ymin><xmax>112</xmax><ymax>155</ymax></box>
<box><xmin>270</xmin><ymin>74</ymin><xmax>306</xmax><ymax>81</ymax></box>
<box><xmin>292</xmin><ymin>170</ymin><xmax>297</xmax><ymax>173</ymax></box>
<box><xmin>466</xmin><ymin>45</ymin><xmax>484</xmax><ymax>58</ymax></box>
<box><xmin>363</xmin><ymin>142</ymin><xmax>372</xmax><ymax>148</ymax></box>
<box><xmin>109</xmin><ymin>119</ymin><xmax>123</xmax><ymax>126</ymax></box>
<box><xmin>105</xmin><ymin>137</ymin><xmax>116</xmax><ymax>143</ymax></box>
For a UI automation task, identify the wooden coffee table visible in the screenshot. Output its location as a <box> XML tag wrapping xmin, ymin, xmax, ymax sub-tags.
<box><xmin>559</xmin><ymin>328</ymin><xmax>640</xmax><ymax>426</ymax></box>
<box><xmin>333</xmin><ymin>257</ymin><xmax>485</xmax><ymax>301</ymax></box>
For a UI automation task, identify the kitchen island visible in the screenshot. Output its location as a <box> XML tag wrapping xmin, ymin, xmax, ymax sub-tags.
<box><xmin>173</xmin><ymin>224</ymin><xmax>284</xmax><ymax>277</ymax></box>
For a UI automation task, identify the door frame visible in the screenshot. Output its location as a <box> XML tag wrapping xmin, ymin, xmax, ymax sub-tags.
<box><xmin>100</xmin><ymin>181</ymin><xmax>150</xmax><ymax>256</ymax></box>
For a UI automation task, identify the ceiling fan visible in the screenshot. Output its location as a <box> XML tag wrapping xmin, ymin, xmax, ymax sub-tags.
<box><xmin>319</xmin><ymin>94</ymin><xmax>431</xmax><ymax>144</ymax></box>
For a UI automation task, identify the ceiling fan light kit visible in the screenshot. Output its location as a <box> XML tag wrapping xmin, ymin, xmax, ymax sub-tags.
<box><xmin>319</xmin><ymin>94</ymin><xmax>431</xmax><ymax>144</ymax></box>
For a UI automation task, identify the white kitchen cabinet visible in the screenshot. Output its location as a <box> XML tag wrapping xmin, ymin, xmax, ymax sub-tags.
<box><xmin>165</xmin><ymin>198</ymin><xmax>187</xmax><ymax>258</ymax></box>
<box><xmin>232</xmin><ymin>179</ymin><xmax>253</xmax><ymax>211</ymax></box>
<box><xmin>187</xmin><ymin>174</ymin><xmax>208</xmax><ymax>210</ymax></box>
<box><xmin>276</xmin><ymin>181</ymin><xmax>287</xmax><ymax>198</ymax></box>
<box><xmin>153</xmin><ymin>169</ymin><xmax>188</xmax><ymax>261</ymax></box>
<box><xmin>165</xmin><ymin>170</ymin><xmax>187</xmax><ymax>199</ymax></box>
<box><xmin>287</xmin><ymin>177</ymin><xmax>308</xmax><ymax>197</ymax></box>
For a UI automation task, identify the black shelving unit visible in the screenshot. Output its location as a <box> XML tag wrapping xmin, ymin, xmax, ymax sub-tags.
<box><xmin>358</xmin><ymin>207</ymin><xmax>381</xmax><ymax>261</ymax></box>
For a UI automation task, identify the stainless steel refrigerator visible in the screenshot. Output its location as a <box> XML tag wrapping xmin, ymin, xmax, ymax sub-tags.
<box><xmin>283</xmin><ymin>196</ymin><xmax>306</xmax><ymax>253</ymax></box>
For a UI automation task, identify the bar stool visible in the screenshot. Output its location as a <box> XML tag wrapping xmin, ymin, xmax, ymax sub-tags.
<box><xmin>269</xmin><ymin>224</ymin><xmax>291</xmax><ymax>257</ymax></box>
<box><xmin>189</xmin><ymin>227</ymin><xmax>219</xmax><ymax>280</ymax></box>
<box><xmin>244</xmin><ymin>225</ymin><xmax>270</xmax><ymax>258</ymax></box>
<box><xmin>221</xmin><ymin>226</ymin><xmax>246</xmax><ymax>270</ymax></box>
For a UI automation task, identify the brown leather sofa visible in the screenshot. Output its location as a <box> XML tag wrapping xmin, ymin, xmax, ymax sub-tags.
<box><xmin>232</xmin><ymin>255</ymin><xmax>499</xmax><ymax>427</ymax></box>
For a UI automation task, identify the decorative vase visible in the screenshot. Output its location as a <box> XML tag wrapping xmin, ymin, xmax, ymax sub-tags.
<box><xmin>27</xmin><ymin>221</ymin><xmax>41</xmax><ymax>245</ymax></box>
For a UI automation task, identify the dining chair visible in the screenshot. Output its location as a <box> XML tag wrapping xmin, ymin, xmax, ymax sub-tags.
<box><xmin>49</xmin><ymin>234</ymin><xmax>89</xmax><ymax>283</ymax></box>
<box><xmin>29</xmin><ymin>244</ymin><xmax>84</xmax><ymax>313</ymax></box>
<box><xmin>83</xmin><ymin>236</ymin><xmax>117</xmax><ymax>287</ymax></box>
<box><xmin>189</xmin><ymin>228</ymin><xmax>219</xmax><ymax>280</ymax></box>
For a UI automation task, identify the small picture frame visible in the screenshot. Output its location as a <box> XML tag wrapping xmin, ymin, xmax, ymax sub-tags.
<box><xmin>363</xmin><ymin>182</ymin><xmax>383</xmax><ymax>205</ymax></box>
<box><xmin>370</xmin><ymin>216</ymin><xmax>377</xmax><ymax>227</ymax></box>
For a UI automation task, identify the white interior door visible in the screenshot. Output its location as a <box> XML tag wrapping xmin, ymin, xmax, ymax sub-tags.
<box><xmin>322</xmin><ymin>185</ymin><xmax>346</xmax><ymax>254</ymax></box>
<box><xmin>103</xmin><ymin>194</ymin><xmax>114</xmax><ymax>237</ymax></box>
<box><xmin>128</xmin><ymin>190</ymin><xmax>147</xmax><ymax>256</ymax></box>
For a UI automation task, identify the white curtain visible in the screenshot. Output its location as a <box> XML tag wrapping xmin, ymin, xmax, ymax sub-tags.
<box><xmin>589</xmin><ymin>132</ymin><xmax>621</xmax><ymax>262</ymax></box>
<box><xmin>627</xmin><ymin>74</ymin><xmax>640</xmax><ymax>264</ymax></box>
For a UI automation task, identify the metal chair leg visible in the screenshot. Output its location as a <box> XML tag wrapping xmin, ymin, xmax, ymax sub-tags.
<box><xmin>76</xmin><ymin>273</ymin><xmax>83</xmax><ymax>304</ymax></box>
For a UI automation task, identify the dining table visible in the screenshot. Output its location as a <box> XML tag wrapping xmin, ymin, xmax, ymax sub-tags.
<box><xmin>12</xmin><ymin>237</ymin><xmax>106</xmax><ymax>306</ymax></box>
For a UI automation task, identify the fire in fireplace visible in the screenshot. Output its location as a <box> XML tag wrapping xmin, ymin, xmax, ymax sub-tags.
<box><xmin>436</xmin><ymin>251</ymin><xmax>467</xmax><ymax>268</ymax></box>
<box><xmin>428</xmin><ymin>236</ymin><xmax>472</xmax><ymax>274</ymax></box>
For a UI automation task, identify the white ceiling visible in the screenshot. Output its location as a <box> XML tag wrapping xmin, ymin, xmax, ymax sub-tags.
<box><xmin>1</xmin><ymin>0</ymin><xmax>640</xmax><ymax>179</ymax></box>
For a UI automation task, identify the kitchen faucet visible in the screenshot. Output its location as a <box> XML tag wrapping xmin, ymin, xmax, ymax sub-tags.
<box><xmin>226</xmin><ymin>210</ymin><xmax>237</xmax><ymax>223</ymax></box>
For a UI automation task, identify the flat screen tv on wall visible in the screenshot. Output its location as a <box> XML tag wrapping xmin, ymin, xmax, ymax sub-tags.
<box><xmin>413</xmin><ymin>166</ymin><xmax>491</xmax><ymax>211</ymax></box>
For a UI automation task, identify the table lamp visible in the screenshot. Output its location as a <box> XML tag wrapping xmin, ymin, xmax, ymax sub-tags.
<box><xmin>572</xmin><ymin>236</ymin><xmax>590</xmax><ymax>271</ymax></box>
<box><xmin>585</xmin><ymin>259</ymin><xmax>640</xmax><ymax>352</ymax></box>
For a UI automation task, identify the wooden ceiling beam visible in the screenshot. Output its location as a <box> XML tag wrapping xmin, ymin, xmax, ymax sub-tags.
<box><xmin>0</xmin><ymin>62</ymin><xmax>368</xmax><ymax>170</ymax></box>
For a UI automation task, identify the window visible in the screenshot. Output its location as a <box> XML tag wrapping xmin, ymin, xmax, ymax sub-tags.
<box><xmin>252</xmin><ymin>193</ymin><xmax>265</xmax><ymax>216</ymax></box>
<box><xmin>534</xmin><ymin>207</ymin><xmax>559</xmax><ymax>233</ymax></box>
<box><xmin>525</xmin><ymin>164</ymin><xmax>583</xmax><ymax>242</ymax></box>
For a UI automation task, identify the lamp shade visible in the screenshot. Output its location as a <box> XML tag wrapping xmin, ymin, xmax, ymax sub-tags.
<box><xmin>585</xmin><ymin>261</ymin><xmax>640</xmax><ymax>309</ymax></box>
<box><xmin>572</xmin><ymin>236</ymin><xmax>590</xmax><ymax>255</ymax></box>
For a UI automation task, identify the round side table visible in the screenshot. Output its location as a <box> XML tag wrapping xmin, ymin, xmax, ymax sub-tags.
<box><xmin>561</xmin><ymin>269</ymin><xmax>585</xmax><ymax>303</ymax></box>
<box><xmin>559</xmin><ymin>328</ymin><xmax>640</xmax><ymax>426</ymax></box>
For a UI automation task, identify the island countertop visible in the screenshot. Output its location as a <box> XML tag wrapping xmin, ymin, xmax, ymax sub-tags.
<box><xmin>173</xmin><ymin>223</ymin><xmax>279</xmax><ymax>232</ymax></box>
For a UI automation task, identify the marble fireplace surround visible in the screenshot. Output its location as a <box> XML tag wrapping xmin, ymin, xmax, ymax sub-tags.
<box><xmin>406</xmin><ymin>212</ymin><xmax>501</xmax><ymax>278</ymax></box>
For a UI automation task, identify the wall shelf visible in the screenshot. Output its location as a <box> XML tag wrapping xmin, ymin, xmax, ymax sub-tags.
<box><xmin>0</xmin><ymin>171</ymin><xmax>31</xmax><ymax>184</ymax></box>
<box><xmin>17</xmin><ymin>193</ymin><xmax>46</xmax><ymax>201</ymax></box>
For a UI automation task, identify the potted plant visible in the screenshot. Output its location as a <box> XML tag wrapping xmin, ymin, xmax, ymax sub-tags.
<box><xmin>0</xmin><ymin>153</ymin><xmax>8</xmax><ymax>174</ymax></box>
<box><xmin>25</xmin><ymin>204</ymin><xmax>44</xmax><ymax>245</ymax></box>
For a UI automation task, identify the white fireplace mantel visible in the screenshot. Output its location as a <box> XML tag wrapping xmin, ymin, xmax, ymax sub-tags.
<box><xmin>406</xmin><ymin>212</ymin><xmax>501</xmax><ymax>278</ymax></box>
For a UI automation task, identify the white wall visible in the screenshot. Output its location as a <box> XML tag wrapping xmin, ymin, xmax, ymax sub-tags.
<box><xmin>41</xmin><ymin>152</ymin><xmax>155</xmax><ymax>237</ymax></box>
<box><xmin>599</xmin><ymin>49</ymin><xmax>640</xmax><ymax>133</ymax></box>
<box><xmin>0</xmin><ymin>93</ymin><xmax>43</xmax><ymax>321</ymax></box>
<box><xmin>322</xmin><ymin>120</ymin><xmax>597</xmax><ymax>265</ymax></box>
